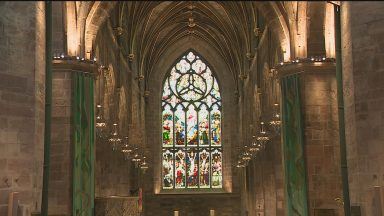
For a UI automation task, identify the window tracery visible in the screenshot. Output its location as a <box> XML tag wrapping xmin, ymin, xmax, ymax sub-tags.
<box><xmin>161</xmin><ymin>51</ymin><xmax>223</xmax><ymax>190</ymax></box>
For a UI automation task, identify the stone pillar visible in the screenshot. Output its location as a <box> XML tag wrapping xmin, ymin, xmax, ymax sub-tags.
<box><xmin>0</xmin><ymin>2</ymin><xmax>45</xmax><ymax>215</ymax></box>
<box><xmin>341</xmin><ymin>2</ymin><xmax>384</xmax><ymax>215</ymax></box>
<box><xmin>278</xmin><ymin>61</ymin><xmax>344</xmax><ymax>216</ymax></box>
<box><xmin>48</xmin><ymin>59</ymin><xmax>97</xmax><ymax>215</ymax></box>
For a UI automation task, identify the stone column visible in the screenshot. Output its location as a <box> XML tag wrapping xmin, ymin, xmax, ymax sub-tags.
<box><xmin>278</xmin><ymin>61</ymin><xmax>344</xmax><ymax>216</ymax></box>
<box><xmin>341</xmin><ymin>2</ymin><xmax>384</xmax><ymax>215</ymax></box>
<box><xmin>0</xmin><ymin>2</ymin><xmax>45</xmax><ymax>215</ymax></box>
<box><xmin>48</xmin><ymin>58</ymin><xmax>97</xmax><ymax>215</ymax></box>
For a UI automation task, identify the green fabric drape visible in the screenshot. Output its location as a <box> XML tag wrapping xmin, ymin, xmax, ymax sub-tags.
<box><xmin>73</xmin><ymin>73</ymin><xmax>95</xmax><ymax>216</ymax></box>
<box><xmin>281</xmin><ymin>74</ymin><xmax>308</xmax><ymax>216</ymax></box>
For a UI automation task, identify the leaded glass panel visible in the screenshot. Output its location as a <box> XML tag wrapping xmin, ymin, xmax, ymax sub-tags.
<box><xmin>161</xmin><ymin>50</ymin><xmax>222</xmax><ymax>190</ymax></box>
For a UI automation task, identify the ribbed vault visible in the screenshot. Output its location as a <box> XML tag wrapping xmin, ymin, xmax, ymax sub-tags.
<box><xmin>114</xmin><ymin>1</ymin><xmax>267</xmax><ymax>90</ymax></box>
<box><xmin>82</xmin><ymin>1</ymin><xmax>292</xmax><ymax>92</ymax></box>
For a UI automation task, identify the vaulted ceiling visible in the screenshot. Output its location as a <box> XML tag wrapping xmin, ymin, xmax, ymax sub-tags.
<box><xmin>112</xmin><ymin>1</ymin><xmax>276</xmax><ymax>88</ymax></box>
<box><xmin>80</xmin><ymin>1</ymin><xmax>292</xmax><ymax>90</ymax></box>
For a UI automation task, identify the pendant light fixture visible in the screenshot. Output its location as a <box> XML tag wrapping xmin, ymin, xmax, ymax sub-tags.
<box><xmin>108</xmin><ymin>123</ymin><xmax>122</xmax><ymax>151</ymax></box>
<box><xmin>131</xmin><ymin>146</ymin><xmax>142</xmax><ymax>167</ymax></box>
<box><xmin>139</xmin><ymin>156</ymin><xmax>149</xmax><ymax>173</ymax></box>
<box><xmin>256</xmin><ymin>121</ymin><xmax>270</xmax><ymax>150</ymax></box>
<box><xmin>241</xmin><ymin>145</ymin><xmax>252</xmax><ymax>162</ymax></box>
<box><xmin>268</xmin><ymin>59</ymin><xmax>281</xmax><ymax>136</ymax></box>
<box><xmin>96</xmin><ymin>70</ymin><xmax>107</xmax><ymax>138</ymax></box>
<box><xmin>269</xmin><ymin>103</ymin><xmax>281</xmax><ymax>135</ymax></box>
<box><xmin>121</xmin><ymin>136</ymin><xmax>133</xmax><ymax>160</ymax></box>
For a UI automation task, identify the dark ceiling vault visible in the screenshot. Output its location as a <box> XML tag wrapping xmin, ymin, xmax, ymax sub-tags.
<box><xmin>109</xmin><ymin>1</ymin><xmax>276</xmax><ymax>90</ymax></box>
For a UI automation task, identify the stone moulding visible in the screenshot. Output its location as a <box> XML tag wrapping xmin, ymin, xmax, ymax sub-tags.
<box><xmin>276</xmin><ymin>61</ymin><xmax>336</xmax><ymax>79</ymax></box>
<box><xmin>52</xmin><ymin>59</ymin><xmax>98</xmax><ymax>76</ymax></box>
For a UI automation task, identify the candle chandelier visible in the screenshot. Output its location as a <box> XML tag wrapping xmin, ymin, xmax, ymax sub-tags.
<box><xmin>269</xmin><ymin>103</ymin><xmax>281</xmax><ymax>134</ymax></box>
<box><xmin>94</xmin><ymin>62</ymin><xmax>149</xmax><ymax>173</ymax></box>
<box><xmin>236</xmin><ymin>89</ymin><xmax>281</xmax><ymax>168</ymax></box>
<box><xmin>96</xmin><ymin>68</ymin><xmax>107</xmax><ymax>139</ymax></box>
<box><xmin>108</xmin><ymin>123</ymin><xmax>122</xmax><ymax>151</ymax></box>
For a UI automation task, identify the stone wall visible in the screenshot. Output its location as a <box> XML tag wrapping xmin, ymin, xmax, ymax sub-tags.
<box><xmin>48</xmin><ymin>69</ymin><xmax>73</xmax><ymax>215</ymax></box>
<box><xmin>341</xmin><ymin>2</ymin><xmax>384</xmax><ymax>215</ymax></box>
<box><xmin>143</xmin><ymin>37</ymin><xmax>241</xmax><ymax>215</ymax></box>
<box><xmin>94</xmin><ymin>20</ymin><xmax>138</xmax><ymax>198</ymax></box>
<box><xmin>0</xmin><ymin>2</ymin><xmax>45</xmax><ymax>215</ymax></box>
<box><xmin>239</xmin><ymin>27</ymin><xmax>286</xmax><ymax>216</ymax></box>
<box><xmin>240</xmin><ymin>6</ymin><xmax>346</xmax><ymax>215</ymax></box>
<box><xmin>301</xmin><ymin>71</ymin><xmax>344</xmax><ymax>215</ymax></box>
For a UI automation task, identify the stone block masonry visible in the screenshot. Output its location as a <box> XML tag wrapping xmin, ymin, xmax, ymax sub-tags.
<box><xmin>0</xmin><ymin>1</ymin><xmax>46</xmax><ymax>215</ymax></box>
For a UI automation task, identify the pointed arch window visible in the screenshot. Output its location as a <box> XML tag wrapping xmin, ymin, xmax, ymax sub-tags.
<box><xmin>161</xmin><ymin>51</ymin><xmax>223</xmax><ymax>190</ymax></box>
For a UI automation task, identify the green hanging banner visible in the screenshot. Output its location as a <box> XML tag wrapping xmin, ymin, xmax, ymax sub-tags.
<box><xmin>281</xmin><ymin>74</ymin><xmax>308</xmax><ymax>216</ymax></box>
<box><xmin>73</xmin><ymin>73</ymin><xmax>95</xmax><ymax>216</ymax></box>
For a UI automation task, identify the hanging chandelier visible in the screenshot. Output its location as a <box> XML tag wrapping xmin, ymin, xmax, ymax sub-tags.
<box><xmin>241</xmin><ymin>145</ymin><xmax>252</xmax><ymax>162</ymax></box>
<box><xmin>96</xmin><ymin>104</ymin><xmax>107</xmax><ymax>138</ymax></box>
<box><xmin>248</xmin><ymin>135</ymin><xmax>261</xmax><ymax>155</ymax></box>
<box><xmin>256</xmin><ymin>121</ymin><xmax>270</xmax><ymax>150</ymax></box>
<box><xmin>139</xmin><ymin>156</ymin><xmax>149</xmax><ymax>173</ymax></box>
<box><xmin>95</xmin><ymin>70</ymin><xmax>107</xmax><ymax>138</ymax></box>
<box><xmin>131</xmin><ymin>147</ymin><xmax>142</xmax><ymax>167</ymax></box>
<box><xmin>269</xmin><ymin>103</ymin><xmax>281</xmax><ymax>134</ymax></box>
<box><xmin>236</xmin><ymin>158</ymin><xmax>247</xmax><ymax>168</ymax></box>
<box><xmin>121</xmin><ymin>136</ymin><xmax>133</xmax><ymax>160</ymax></box>
<box><xmin>108</xmin><ymin>123</ymin><xmax>122</xmax><ymax>151</ymax></box>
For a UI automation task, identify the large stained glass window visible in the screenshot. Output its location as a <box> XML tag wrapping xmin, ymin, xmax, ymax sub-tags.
<box><xmin>162</xmin><ymin>51</ymin><xmax>222</xmax><ymax>190</ymax></box>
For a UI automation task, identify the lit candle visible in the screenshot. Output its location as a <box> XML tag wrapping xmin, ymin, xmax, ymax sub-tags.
<box><xmin>174</xmin><ymin>210</ymin><xmax>179</xmax><ymax>216</ymax></box>
<box><xmin>210</xmin><ymin>209</ymin><xmax>215</xmax><ymax>216</ymax></box>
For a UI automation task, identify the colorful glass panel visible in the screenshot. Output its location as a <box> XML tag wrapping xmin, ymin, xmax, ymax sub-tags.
<box><xmin>162</xmin><ymin>105</ymin><xmax>173</xmax><ymax>147</ymax></box>
<box><xmin>175</xmin><ymin>150</ymin><xmax>186</xmax><ymax>188</ymax></box>
<box><xmin>174</xmin><ymin>105</ymin><xmax>185</xmax><ymax>147</ymax></box>
<box><xmin>211</xmin><ymin>149</ymin><xmax>223</xmax><ymax>188</ymax></box>
<box><xmin>162</xmin><ymin>150</ymin><xmax>174</xmax><ymax>189</ymax></box>
<box><xmin>186</xmin><ymin>149</ymin><xmax>199</xmax><ymax>188</ymax></box>
<box><xmin>198</xmin><ymin>105</ymin><xmax>209</xmax><ymax>146</ymax></box>
<box><xmin>199</xmin><ymin>149</ymin><xmax>210</xmax><ymax>188</ymax></box>
<box><xmin>187</xmin><ymin>105</ymin><xmax>198</xmax><ymax>146</ymax></box>
<box><xmin>161</xmin><ymin>51</ymin><xmax>222</xmax><ymax>190</ymax></box>
<box><xmin>210</xmin><ymin>105</ymin><xmax>221</xmax><ymax>146</ymax></box>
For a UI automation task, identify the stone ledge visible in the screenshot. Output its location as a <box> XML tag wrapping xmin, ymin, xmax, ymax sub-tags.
<box><xmin>277</xmin><ymin>61</ymin><xmax>336</xmax><ymax>78</ymax></box>
<box><xmin>52</xmin><ymin>59</ymin><xmax>98</xmax><ymax>76</ymax></box>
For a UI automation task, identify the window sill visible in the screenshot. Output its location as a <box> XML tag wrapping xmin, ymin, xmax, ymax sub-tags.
<box><xmin>155</xmin><ymin>188</ymin><xmax>231</xmax><ymax>195</ymax></box>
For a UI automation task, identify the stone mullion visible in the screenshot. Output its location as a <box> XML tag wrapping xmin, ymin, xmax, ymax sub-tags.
<box><xmin>172</xmin><ymin>108</ymin><xmax>176</xmax><ymax>190</ymax></box>
<box><xmin>184</xmin><ymin>107</ymin><xmax>187</xmax><ymax>189</ymax></box>
<box><xmin>197</xmin><ymin>107</ymin><xmax>200</xmax><ymax>189</ymax></box>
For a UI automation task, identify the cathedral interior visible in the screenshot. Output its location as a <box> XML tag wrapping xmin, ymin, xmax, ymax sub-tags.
<box><xmin>1</xmin><ymin>1</ymin><xmax>384</xmax><ymax>216</ymax></box>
